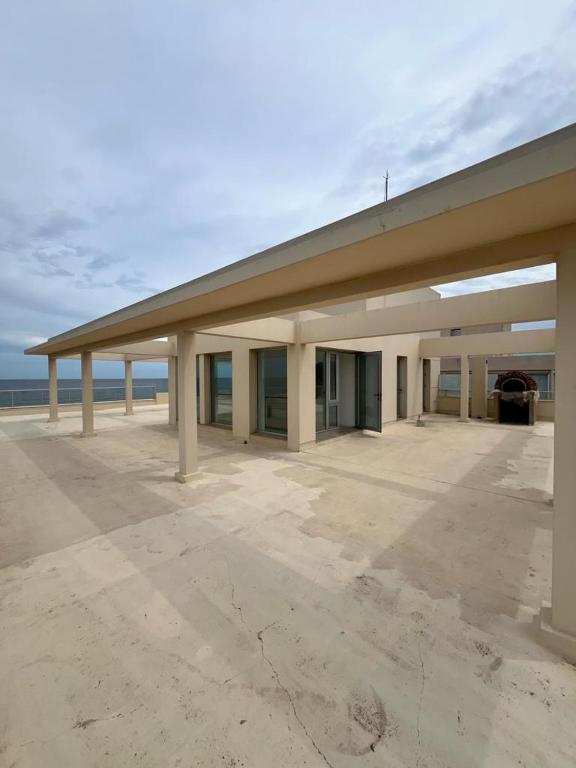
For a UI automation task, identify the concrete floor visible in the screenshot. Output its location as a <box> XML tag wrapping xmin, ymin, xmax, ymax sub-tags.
<box><xmin>0</xmin><ymin>407</ymin><xmax>574</xmax><ymax>767</ymax></box>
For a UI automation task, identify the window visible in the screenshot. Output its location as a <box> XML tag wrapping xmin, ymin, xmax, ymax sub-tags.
<box><xmin>257</xmin><ymin>348</ymin><xmax>287</xmax><ymax>435</ymax></box>
<box><xmin>211</xmin><ymin>353</ymin><xmax>232</xmax><ymax>426</ymax></box>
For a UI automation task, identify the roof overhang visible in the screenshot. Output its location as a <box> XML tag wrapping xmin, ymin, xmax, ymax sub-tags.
<box><xmin>26</xmin><ymin>123</ymin><xmax>576</xmax><ymax>357</ymax></box>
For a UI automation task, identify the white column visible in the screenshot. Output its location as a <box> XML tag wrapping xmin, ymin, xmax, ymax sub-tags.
<box><xmin>81</xmin><ymin>351</ymin><xmax>95</xmax><ymax>437</ymax></box>
<box><xmin>168</xmin><ymin>356</ymin><xmax>178</xmax><ymax>425</ymax></box>
<box><xmin>174</xmin><ymin>331</ymin><xmax>198</xmax><ymax>483</ymax></box>
<box><xmin>124</xmin><ymin>359</ymin><xmax>133</xmax><ymax>415</ymax></box>
<box><xmin>459</xmin><ymin>354</ymin><xmax>469</xmax><ymax>421</ymax></box>
<box><xmin>470</xmin><ymin>357</ymin><xmax>487</xmax><ymax>419</ymax></box>
<box><xmin>287</xmin><ymin>343</ymin><xmax>316</xmax><ymax>451</ymax></box>
<box><xmin>232</xmin><ymin>348</ymin><xmax>251</xmax><ymax>442</ymax></box>
<box><xmin>48</xmin><ymin>355</ymin><xmax>59</xmax><ymax>422</ymax></box>
<box><xmin>539</xmin><ymin>248</ymin><xmax>576</xmax><ymax>661</ymax></box>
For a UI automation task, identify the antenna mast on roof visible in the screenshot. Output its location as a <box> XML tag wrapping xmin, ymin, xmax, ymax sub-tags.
<box><xmin>384</xmin><ymin>170</ymin><xmax>390</xmax><ymax>201</ymax></box>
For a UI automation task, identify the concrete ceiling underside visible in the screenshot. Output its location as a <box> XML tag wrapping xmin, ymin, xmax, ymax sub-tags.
<box><xmin>27</xmin><ymin>124</ymin><xmax>576</xmax><ymax>357</ymax></box>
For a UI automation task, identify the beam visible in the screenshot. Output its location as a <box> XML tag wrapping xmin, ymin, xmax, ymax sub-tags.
<box><xmin>203</xmin><ymin>318</ymin><xmax>295</xmax><ymax>344</ymax></box>
<box><xmin>419</xmin><ymin>328</ymin><xmax>555</xmax><ymax>358</ymax></box>
<box><xmin>300</xmin><ymin>281</ymin><xmax>556</xmax><ymax>344</ymax></box>
<box><xmin>24</xmin><ymin>125</ymin><xmax>576</xmax><ymax>357</ymax></box>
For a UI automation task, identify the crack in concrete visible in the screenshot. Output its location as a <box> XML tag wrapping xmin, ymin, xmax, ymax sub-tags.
<box><xmin>257</xmin><ymin>623</ymin><xmax>335</xmax><ymax>768</ymax></box>
<box><xmin>415</xmin><ymin>633</ymin><xmax>426</xmax><ymax>766</ymax></box>
<box><xmin>225</xmin><ymin>559</ymin><xmax>249</xmax><ymax>629</ymax></box>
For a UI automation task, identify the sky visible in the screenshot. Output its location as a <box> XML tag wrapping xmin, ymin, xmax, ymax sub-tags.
<box><xmin>1</xmin><ymin>1</ymin><xmax>574</xmax><ymax>379</ymax></box>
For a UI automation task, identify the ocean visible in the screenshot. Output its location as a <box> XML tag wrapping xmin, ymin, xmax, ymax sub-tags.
<box><xmin>0</xmin><ymin>378</ymin><xmax>168</xmax><ymax>408</ymax></box>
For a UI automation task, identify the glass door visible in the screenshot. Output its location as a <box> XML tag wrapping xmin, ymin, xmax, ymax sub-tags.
<box><xmin>327</xmin><ymin>351</ymin><xmax>339</xmax><ymax>429</ymax></box>
<box><xmin>210</xmin><ymin>353</ymin><xmax>232</xmax><ymax>426</ymax></box>
<box><xmin>357</xmin><ymin>352</ymin><xmax>382</xmax><ymax>431</ymax></box>
<box><xmin>257</xmin><ymin>348</ymin><xmax>288</xmax><ymax>434</ymax></box>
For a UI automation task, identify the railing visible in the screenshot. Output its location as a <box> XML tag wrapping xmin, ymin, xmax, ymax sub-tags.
<box><xmin>438</xmin><ymin>388</ymin><xmax>460</xmax><ymax>398</ymax></box>
<box><xmin>437</xmin><ymin>388</ymin><xmax>555</xmax><ymax>401</ymax></box>
<box><xmin>0</xmin><ymin>385</ymin><xmax>158</xmax><ymax>409</ymax></box>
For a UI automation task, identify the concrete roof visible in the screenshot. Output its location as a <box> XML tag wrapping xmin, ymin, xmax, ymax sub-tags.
<box><xmin>27</xmin><ymin>123</ymin><xmax>576</xmax><ymax>356</ymax></box>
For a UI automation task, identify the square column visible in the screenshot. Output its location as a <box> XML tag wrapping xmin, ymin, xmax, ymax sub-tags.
<box><xmin>287</xmin><ymin>343</ymin><xmax>316</xmax><ymax>452</ymax></box>
<box><xmin>459</xmin><ymin>354</ymin><xmax>469</xmax><ymax>422</ymax></box>
<box><xmin>124</xmin><ymin>359</ymin><xmax>134</xmax><ymax>415</ymax></box>
<box><xmin>48</xmin><ymin>355</ymin><xmax>59</xmax><ymax>422</ymax></box>
<box><xmin>232</xmin><ymin>348</ymin><xmax>251</xmax><ymax>442</ymax></box>
<box><xmin>470</xmin><ymin>357</ymin><xmax>488</xmax><ymax>419</ymax></box>
<box><xmin>81</xmin><ymin>351</ymin><xmax>95</xmax><ymax>437</ymax></box>
<box><xmin>168</xmin><ymin>356</ymin><xmax>178</xmax><ymax>425</ymax></box>
<box><xmin>174</xmin><ymin>331</ymin><xmax>198</xmax><ymax>483</ymax></box>
<box><xmin>539</xmin><ymin>248</ymin><xmax>576</xmax><ymax>661</ymax></box>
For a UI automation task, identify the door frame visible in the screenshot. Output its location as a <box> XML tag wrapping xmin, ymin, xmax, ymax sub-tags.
<box><xmin>356</xmin><ymin>351</ymin><xmax>382</xmax><ymax>432</ymax></box>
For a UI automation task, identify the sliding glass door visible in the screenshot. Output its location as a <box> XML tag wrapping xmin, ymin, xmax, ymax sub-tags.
<box><xmin>210</xmin><ymin>353</ymin><xmax>232</xmax><ymax>426</ymax></box>
<box><xmin>357</xmin><ymin>352</ymin><xmax>382</xmax><ymax>431</ymax></box>
<box><xmin>258</xmin><ymin>348</ymin><xmax>287</xmax><ymax>435</ymax></box>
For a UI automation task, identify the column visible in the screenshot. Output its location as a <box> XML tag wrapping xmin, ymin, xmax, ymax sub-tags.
<box><xmin>232</xmin><ymin>348</ymin><xmax>251</xmax><ymax>442</ymax></box>
<box><xmin>539</xmin><ymin>248</ymin><xmax>576</xmax><ymax>661</ymax></box>
<box><xmin>459</xmin><ymin>354</ymin><xmax>469</xmax><ymax>421</ymax></box>
<box><xmin>48</xmin><ymin>355</ymin><xmax>59</xmax><ymax>422</ymax></box>
<box><xmin>168</xmin><ymin>356</ymin><xmax>178</xmax><ymax>425</ymax></box>
<box><xmin>287</xmin><ymin>343</ymin><xmax>316</xmax><ymax>451</ymax></box>
<box><xmin>81</xmin><ymin>351</ymin><xmax>95</xmax><ymax>437</ymax></box>
<box><xmin>470</xmin><ymin>357</ymin><xmax>488</xmax><ymax>419</ymax></box>
<box><xmin>174</xmin><ymin>331</ymin><xmax>198</xmax><ymax>483</ymax></box>
<box><xmin>124</xmin><ymin>359</ymin><xmax>134</xmax><ymax>415</ymax></box>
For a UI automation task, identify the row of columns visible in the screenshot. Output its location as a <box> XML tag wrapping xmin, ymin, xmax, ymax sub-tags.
<box><xmin>47</xmin><ymin>354</ymin><xmax>136</xmax><ymax>435</ymax></box>
<box><xmin>45</xmin><ymin>249</ymin><xmax>576</xmax><ymax>659</ymax></box>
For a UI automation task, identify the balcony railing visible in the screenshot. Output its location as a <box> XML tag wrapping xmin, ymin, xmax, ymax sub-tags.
<box><xmin>0</xmin><ymin>385</ymin><xmax>158</xmax><ymax>409</ymax></box>
<box><xmin>437</xmin><ymin>388</ymin><xmax>555</xmax><ymax>401</ymax></box>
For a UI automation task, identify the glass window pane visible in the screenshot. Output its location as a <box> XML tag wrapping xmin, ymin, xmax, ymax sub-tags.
<box><xmin>211</xmin><ymin>354</ymin><xmax>232</xmax><ymax>425</ymax></box>
<box><xmin>315</xmin><ymin>350</ymin><xmax>326</xmax><ymax>432</ymax></box>
<box><xmin>329</xmin><ymin>353</ymin><xmax>337</xmax><ymax>400</ymax></box>
<box><xmin>258</xmin><ymin>349</ymin><xmax>287</xmax><ymax>434</ymax></box>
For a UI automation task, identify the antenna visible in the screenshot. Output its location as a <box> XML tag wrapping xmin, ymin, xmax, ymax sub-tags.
<box><xmin>384</xmin><ymin>170</ymin><xmax>389</xmax><ymax>201</ymax></box>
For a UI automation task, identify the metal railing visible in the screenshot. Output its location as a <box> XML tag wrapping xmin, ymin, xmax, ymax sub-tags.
<box><xmin>0</xmin><ymin>385</ymin><xmax>158</xmax><ymax>409</ymax></box>
<box><xmin>438</xmin><ymin>388</ymin><xmax>555</xmax><ymax>401</ymax></box>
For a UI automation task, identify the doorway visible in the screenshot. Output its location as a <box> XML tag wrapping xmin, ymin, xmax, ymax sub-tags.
<box><xmin>396</xmin><ymin>356</ymin><xmax>408</xmax><ymax>419</ymax></box>
<box><xmin>423</xmin><ymin>358</ymin><xmax>431</xmax><ymax>413</ymax></box>
<box><xmin>315</xmin><ymin>349</ymin><xmax>381</xmax><ymax>435</ymax></box>
<box><xmin>357</xmin><ymin>352</ymin><xmax>382</xmax><ymax>431</ymax></box>
<box><xmin>210</xmin><ymin>353</ymin><xmax>232</xmax><ymax>426</ymax></box>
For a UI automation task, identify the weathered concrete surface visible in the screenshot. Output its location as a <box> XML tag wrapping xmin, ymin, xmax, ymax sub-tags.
<box><xmin>0</xmin><ymin>408</ymin><xmax>574</xmax><ymax>767</ymax></box>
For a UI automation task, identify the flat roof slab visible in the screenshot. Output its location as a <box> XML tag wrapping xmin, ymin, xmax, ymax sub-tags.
<box><xmin>1</xmin><ymin>409</ymin><xmax>574</xmax><ymax>767</ymax></box>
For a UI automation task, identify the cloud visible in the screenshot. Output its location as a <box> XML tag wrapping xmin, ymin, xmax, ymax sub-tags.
<box><xmin>33</xmin><ymin>211</ymin><xmax>89</xmax><ymax>239</ymax></box>
<box><xmin>0</xmin><ymin>0</ymin><xmax>574</xmax><ymax>377</ymax></box>
<box><xmin>115</xmin><ymin>273</ymin><xmax>159</xmax><ymax>295</ymax></box>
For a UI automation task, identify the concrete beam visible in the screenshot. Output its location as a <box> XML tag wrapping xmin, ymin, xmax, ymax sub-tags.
<box><xmin>202</xmin><ymin>318</ymin><xmax>295</xmax><ymax>344</ymax></box>
<box><xmin>420</xmin><ymin>328</ymin><xmax>555</xmax><ymax>358</ymax></box>
<box><xmin>299</xmin><ymin>282</ymin><xmax>556</xmax><ymax>344</ymax></box>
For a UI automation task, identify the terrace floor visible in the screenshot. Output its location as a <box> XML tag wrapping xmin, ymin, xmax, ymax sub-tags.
<box><xmin>0</xmin><ymin>407</ymin><xmax>574</xmax><ymax>767</ymax></box>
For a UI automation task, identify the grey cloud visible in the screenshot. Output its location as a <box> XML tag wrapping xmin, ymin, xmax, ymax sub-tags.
<box><xmin>115</xmin><ymin>273</ymin><xmax>158</xmax><ymax>294</ymax></box>
<box><xmin>86</xmin><ymin>253</ymin><xmax>123</xmax><ymax>271</ymax></box>
<box><xmin>34</xmin><ymin>211</ymin><xmax>89</xmax><ymax>239</ymax></box>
